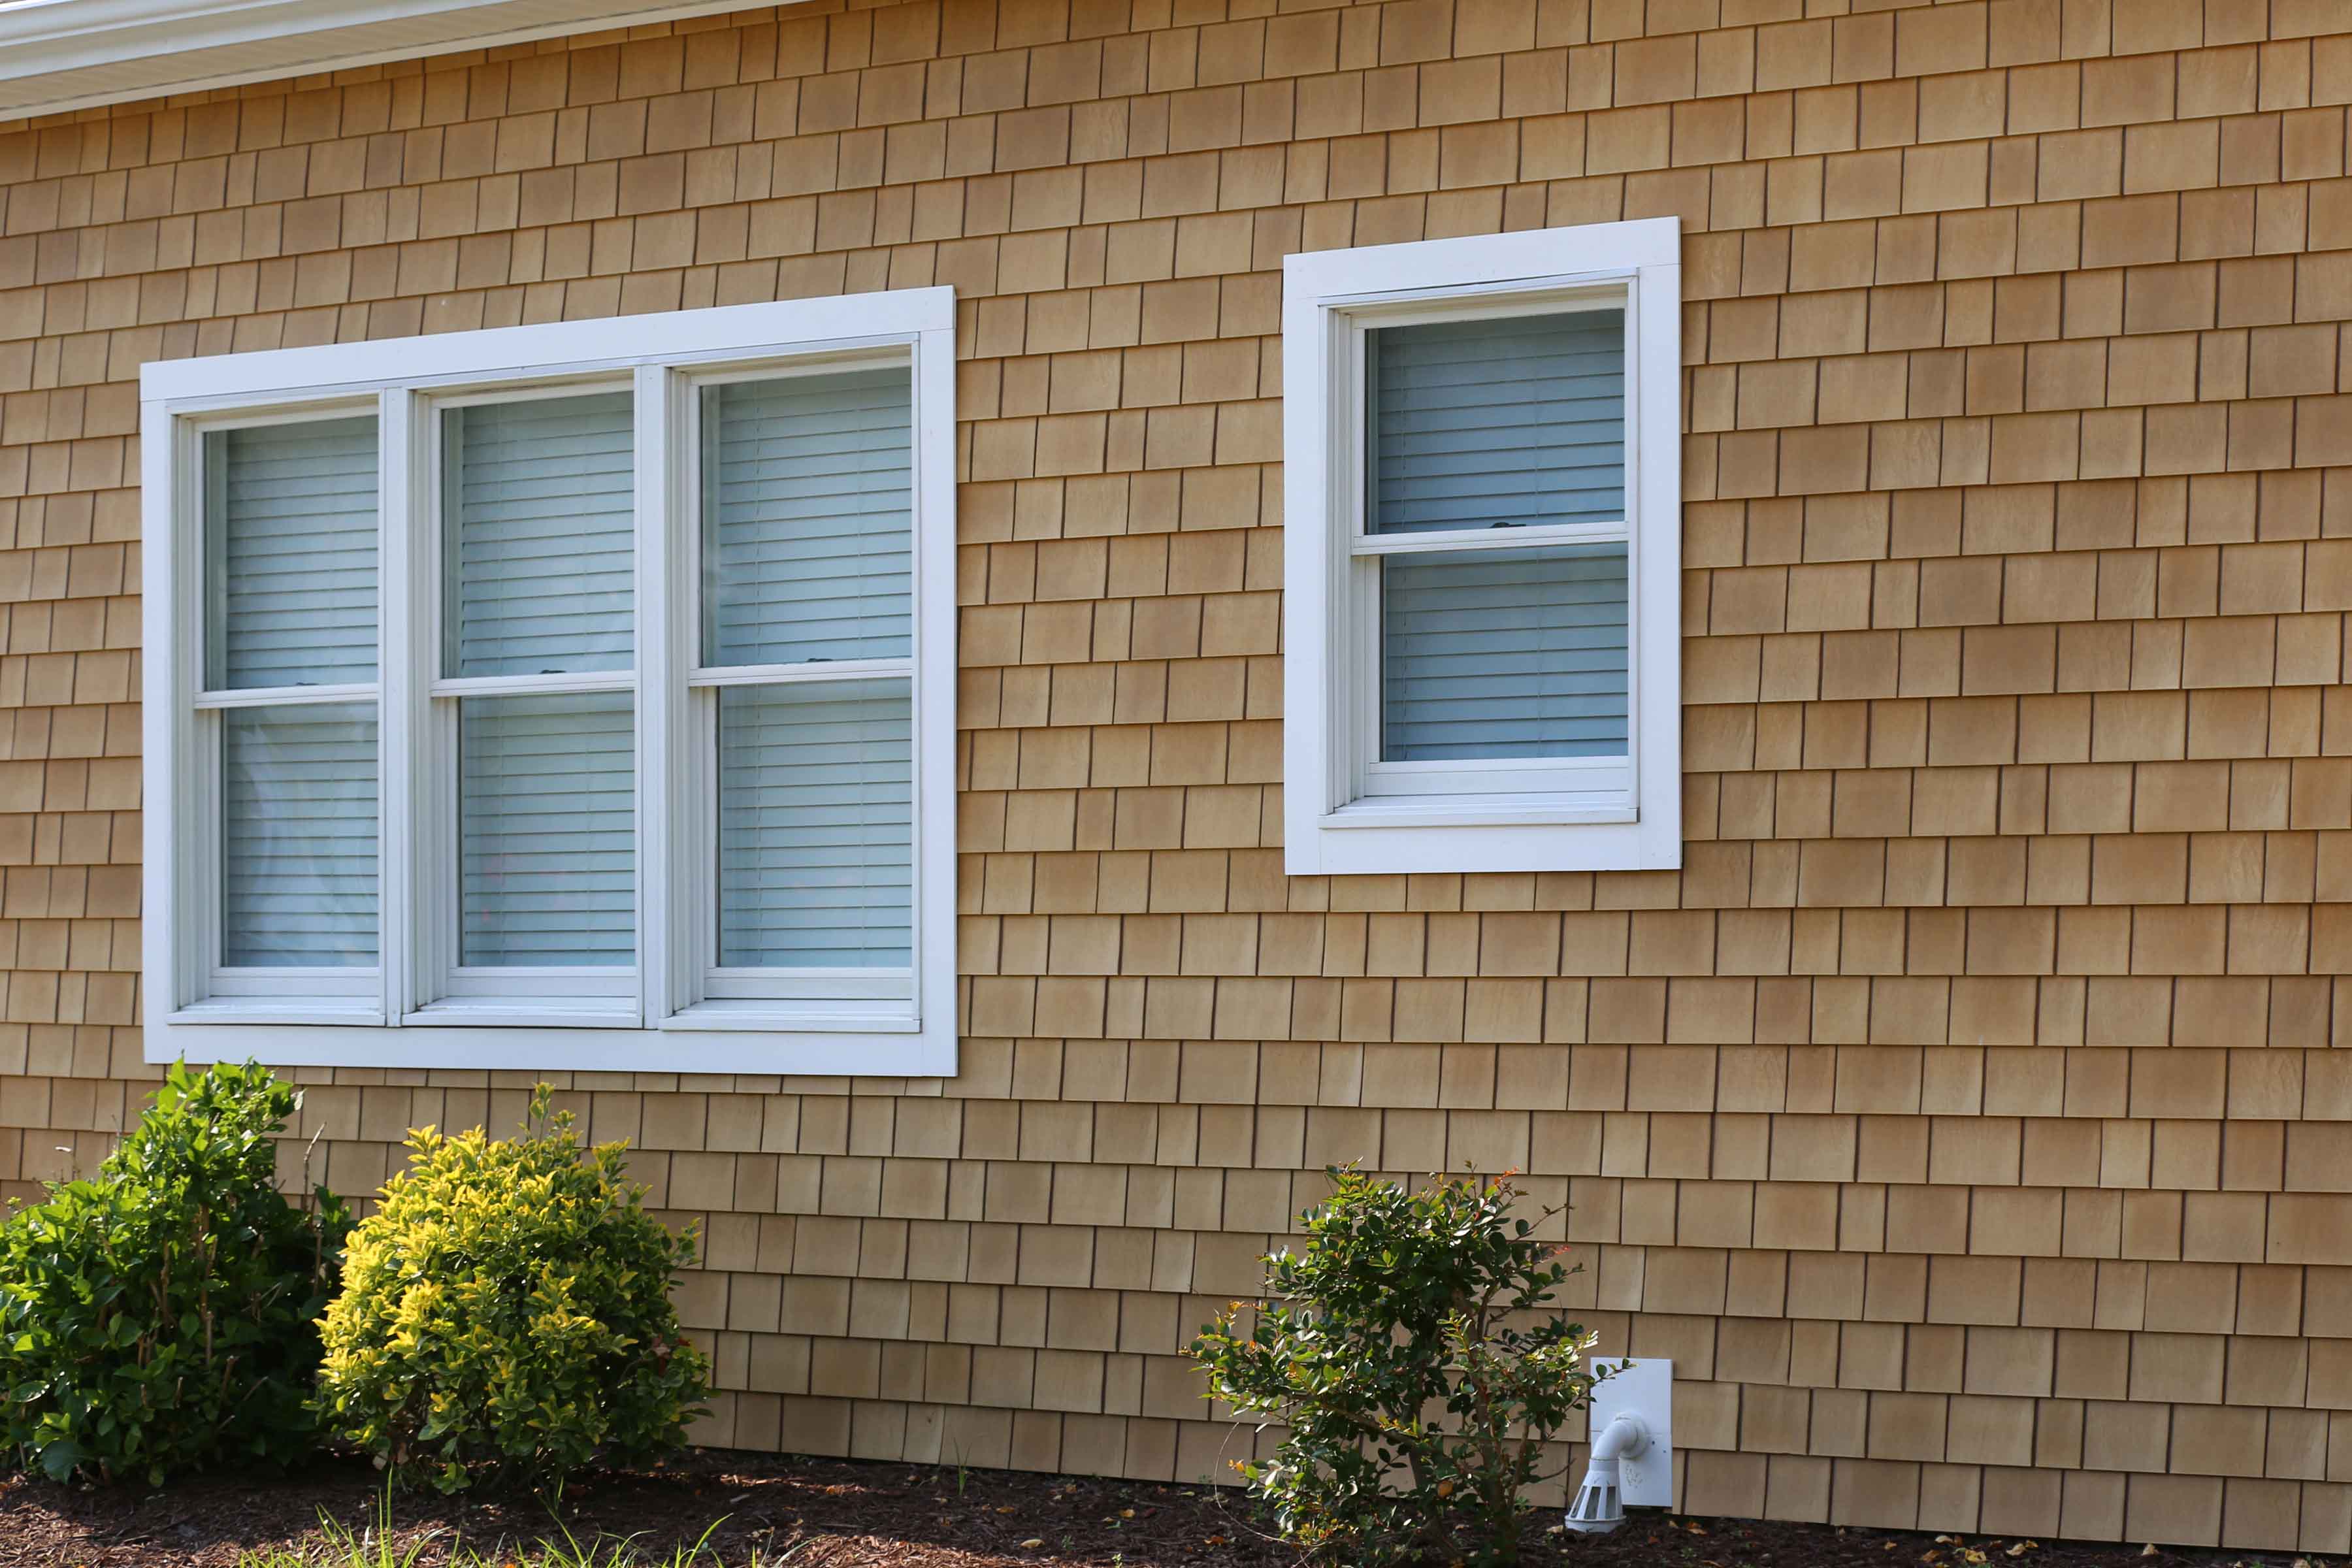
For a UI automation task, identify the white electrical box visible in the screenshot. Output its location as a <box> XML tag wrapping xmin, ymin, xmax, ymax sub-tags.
<box><xmin>1586</xmin><ymin>1357</ymin><xmax>1674</xmax><ymax>1508</ymax></box>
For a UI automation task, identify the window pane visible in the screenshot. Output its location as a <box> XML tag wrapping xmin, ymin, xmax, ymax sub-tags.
<box><xmin>221</xmin><ymin>702</ymin><xmax>378</xmax><ymax>967</ymax></box>
<box><xmin>701</xmin><ymin>368</ymin><xmax>912</xmax><ymax>668</ymax></box>
<box><xmin>1367</xmin><ymin>309</ymin><xmax>1624</xmax><ymax>534</ymax></box>
<box><xmin>444</xmin><ymin>392</ymin><xmax>634</xmax><ymax>677</ymax></box>
<box><xmin>719</xmin><ymin>679</ymin><xmax>911</xmax><ymax>969</ymax></box>
<box><xmin>1381</xmin><ymin>544</ymin><xmax>1628</xmax><ymax>761</ymax></box>
<box><xmin>206</xmin><ymin>417</ymin><xmax>378</xmax><ymax>690</ymax></box>
<box><xmin>459</xmin><ymin>692</ymin><xmax>634</xmax><ymax>966</ymax></box>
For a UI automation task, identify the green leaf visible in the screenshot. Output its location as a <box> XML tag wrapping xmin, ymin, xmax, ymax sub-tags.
<box><xmin>314</xmin><ymin>1080</ymin><xmax>710</xmax><ymax>1493</ymax></box>
<box><xmin>0</xmin><ymin>1060</ymin><xmax>347</xmax><ymax>1486</ymax></box>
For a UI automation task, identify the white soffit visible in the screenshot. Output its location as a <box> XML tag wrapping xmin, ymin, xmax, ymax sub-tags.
<box><xmin>0</xmin><ymin>0</ymin><xmax>800</xmax><ymax>125</ymax></box>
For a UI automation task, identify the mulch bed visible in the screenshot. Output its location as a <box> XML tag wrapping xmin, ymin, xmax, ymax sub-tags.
<box><xmin>0</xmin><ymin>1451</ymin><xmax>2296</xmax><ymax>1567</ymax></box>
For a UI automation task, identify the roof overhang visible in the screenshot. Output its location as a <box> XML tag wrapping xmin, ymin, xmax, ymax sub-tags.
<box><xmin>0</xmin><ymin>0</ymin><xmax>781</xmax><ymax>125</ymax></box>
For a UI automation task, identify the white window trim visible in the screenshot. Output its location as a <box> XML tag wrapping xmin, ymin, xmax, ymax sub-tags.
<box><xmin>140</xmin><ymin>289</ymin><xmax>958</xmax><ymax>1075</ymax></box>
<box><xmin>1282</xmin><ymin>218</ymin><xmax>1682</xmax><ymax>877</ymax></box>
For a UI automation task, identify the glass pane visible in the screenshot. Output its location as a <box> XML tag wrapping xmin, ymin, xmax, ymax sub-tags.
<box><xmin>444</xmin><ymin>391</ymin><xmax>634</xmax><ymax>677</ymax></box>
<box><xmin>221</xmin><ymin>702</ymin><xmax>378</xmax><ymax>967</ymax></box>
<box><xmin>1366</xmin><ymin>308</ymin><xmax>1625</xmax><ymax>535</ymax></box>
<box><xmin>459</xmin><ymin>692</ymin><xmax>635</xmax><ymax>967</ymax></box>
<box><xmin>702</xmin><ymin>368</ymin><xmax>913</xmax><ymax>668</ymax></box>
<box><xmin>719</xmin><ymin>679</ymin><xmax>912</xmax><ymax>968</ymax></box>
<box><xmin>1381</xmin><ymin>544</ymin><xmax>1629</xmax><ymax>761</ymax></box>
<box><xmin>206</xmin><ymin>416</ymin><xmax>378</xmax><ymax>690</ymax></box>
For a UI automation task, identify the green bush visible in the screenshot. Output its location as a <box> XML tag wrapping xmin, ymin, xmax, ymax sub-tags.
<box><xmin>0</xmin><ymin>1059</ymin><xmax>351</xmax><ymax>1484</ymax></box>
<box><xmin>316</xmin><ymin>1086</ymin><xmax>710</xmax><ymax>1494</ymax></box>
<box><xmin>1190</xmin><ymin>1167</ymin><xmax>1600</xmax><ymax>1567</ymax></box>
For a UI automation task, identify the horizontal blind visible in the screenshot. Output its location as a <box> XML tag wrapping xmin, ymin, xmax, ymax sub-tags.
<box><xmin>717</xmin><ymin>679</ymin><xmax>912</xmax><ymax>969</ymax></box>
<box><xmin>459</xmin><ymin>692</ymin><xmax>635</xmax><ymax>966</ymax></box>
<box><xmin>206</xmin><ymin>416</ymin><xmax>378</xmax><ymax>690</ymax></box>
<box><xmin>444</xmin><ymin>392</ymin><xmax>634</xmax><ymax>677</ymax></box>
<box><xmin>1380</xmin><ymin>544</ymin><xmax>1629</xmax><ymax>760</ymax></box>
<box><xmin>1367</xmin><ymin>309</ymin><xmax>1625</xmax><ymax>534</ymax></box>
<box><xmin>702</xmin><ymin>368</ymin><xmax>913</xmax><ymax>668</ymax></box>
<box><xmin>221</xmin><ymin>703</ymin><xmax>378</xmax><ymax>967</ymax></box>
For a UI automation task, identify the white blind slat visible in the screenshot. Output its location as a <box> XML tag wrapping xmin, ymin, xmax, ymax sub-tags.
<box><xmin>459</xmin><ymin>691</ymin><xmax>636</xmax><ymax>966</ymax></box>
<box><xmin>221</xmin><ymin>702</ymin><xmax>378</xmax><ymax>967</ymax></box>
<box><xmin>1368</xmin><ymin>310</ymin><xmax>1625</xmax><ymax>534</ymax></box>
<box><xmin>702</xmin><ymin>368</ymin><xmax>913</xmax><ymax>668</ymax></box>
<box><xmin>718</xmin><ymin>679</ymin><xmax>912</xmax><ymax>968</ymax></box>
<box><xmin>1380</xmin><ymin>544</ymin><xmax>1629</xmax><ymax>760</ymax></box>
<box><xmin>207</xmin><ymin>417</ymin><xmax>379</xmax><ymax>690</ymax></box>
<box><xmin>445</xmin><ymin>392</ymin><xmax>635</xmax><ymax>677</ymax></box>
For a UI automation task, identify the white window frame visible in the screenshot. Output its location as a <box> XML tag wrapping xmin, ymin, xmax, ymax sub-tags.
<box><xmin>140</xmin><ymin>290</ymin><xmax>958</xmax><ymax>1075</ymax></box>
<box><xmin>1282</xmin><ymin>218</ymin><xmax>1683</xmax><ymax>877</ymax></box>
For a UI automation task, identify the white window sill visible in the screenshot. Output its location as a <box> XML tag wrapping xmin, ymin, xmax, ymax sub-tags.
<box><xmin>1290</xmin><ymin>800</ymin><xmax>1681</xmax><ymax>877</ymax></box>
<box><xmin>146</xmin><ymin>1016</ymin><xmax>948</xmax><ymax>1074</ymax></box>
<box><xmin>171</xmin><ymin>998</ymin><xmax>387</xmax><ymax>1028</ymax></box>
<box><xmin>664</xmin><ymin>1000</ymin><xmax>919</xmax><ymax>1033</ymax></box>
<box><xmin>402</xmin><ymin>999</ymin><xmax>642</xmax><ymax>1029</ymax></box>
<box><xmin>1324</xmin><ymin>794</ymin><xmax>1639</xmax><ymax>830</ymax></box>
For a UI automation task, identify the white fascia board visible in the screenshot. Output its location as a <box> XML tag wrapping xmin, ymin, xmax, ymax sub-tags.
<box><xmin>0</xmin><ymin>0</ymin><xmax>803</xmax><ymax>125</ymax></box>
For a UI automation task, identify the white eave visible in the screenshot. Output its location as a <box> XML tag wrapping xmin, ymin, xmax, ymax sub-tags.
<box><xmin>0</xmin><ymin>0</ymin><xmax>787</xmax><ymax>125</ymax></box>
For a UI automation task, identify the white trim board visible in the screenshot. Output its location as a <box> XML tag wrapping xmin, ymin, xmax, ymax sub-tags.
<box><xmin>1281</xmin><ymin>217</ymin><xmax>1684</xmax><ymax>877</ymax></box>
<box><xmin>142</xmin><ymin>287</ymin><xmax>960</xmax><ymax>1077</ymax></box>
<box><xmin>0</xmin><ymin>0</ymin><xmax>806</xmax><ymax>125</ymax></box>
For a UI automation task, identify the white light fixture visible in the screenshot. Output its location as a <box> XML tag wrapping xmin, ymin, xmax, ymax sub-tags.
<box><xmin>1563</xmin><ymin>1357</ymin><xmax>1673</xmax><ymax>1535</ymax></box>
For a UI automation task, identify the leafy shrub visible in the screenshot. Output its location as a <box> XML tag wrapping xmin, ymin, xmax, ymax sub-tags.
<box><xmin>317</xmin><ymin>1086</ymin><xmax>710</xmax><ymax>1494</ymax></box>
<box><xmin>0</xmin><ymin>1059</ymin><xmax>351</xmax><ymax>1484</ymax></box>
<box><xmin>1190</xmin><ymin>1167</ymin><xmax>1599</xmax><ymax>1567</ymax></box>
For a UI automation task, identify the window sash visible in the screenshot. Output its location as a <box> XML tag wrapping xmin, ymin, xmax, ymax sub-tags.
<box><xmin>191</xmin><ymin>405</ymin><xmax>387</xmax><ymax>1003</ymax></box>
<box><xmin>411</xmin><ymin>382</ymin><xmax>644</xmax><ymax>1019</ymax></box>
<box><xmin>148</xmin><ymin>297</ymin><xmax>953</xmax><ymax>1060</ymax></box>
<box><xmin>671</xmin><ymin>358</ymin><xmax>924</xmax><ymax>1015</ymax></box>
<box><xmin>1339</xmin><ymin>292</ymin><xmax>1642</xmax><ymax>810</ymax></box>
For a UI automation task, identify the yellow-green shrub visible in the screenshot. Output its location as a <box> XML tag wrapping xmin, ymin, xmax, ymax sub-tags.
<box><xmin>315</xmin><ymin>1088</ymin><xmax>710</xmax><ymax>1493</ymax></box>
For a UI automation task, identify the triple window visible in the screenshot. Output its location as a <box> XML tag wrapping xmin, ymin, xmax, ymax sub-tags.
<box><xmin>142</xmin><ymin>291</ymin><xmax>957</xmax><ymax>1073</ymax></box>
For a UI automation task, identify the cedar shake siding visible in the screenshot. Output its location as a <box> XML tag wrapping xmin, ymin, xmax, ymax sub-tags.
<box><xmin>5</xmin><ymin>0</ymin><xmax>2352</xmax><ymax>1549</ymax></box>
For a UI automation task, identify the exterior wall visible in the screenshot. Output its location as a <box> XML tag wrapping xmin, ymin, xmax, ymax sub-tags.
<box><xmin>3</xmin><ymin>0</ymin><xmax>2352</xmax><ymax>1548</ymax></box>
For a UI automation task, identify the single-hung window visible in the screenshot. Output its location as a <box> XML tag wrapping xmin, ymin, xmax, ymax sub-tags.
<box><xmin>1283</xmin><ymin>218</ymin><xmax>1682</xmax><ymax>875</ymax></box>
<box><xmin>142</xmin><ymin>291</ymin><xmax>957</xmax><ymax>1073</ymax></box>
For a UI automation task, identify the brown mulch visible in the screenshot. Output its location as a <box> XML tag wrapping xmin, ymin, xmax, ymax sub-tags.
<box><xmin>0</xmin><ymin>1452</ymin><xmax>2297</xmax><ymax>1568</ymax></box>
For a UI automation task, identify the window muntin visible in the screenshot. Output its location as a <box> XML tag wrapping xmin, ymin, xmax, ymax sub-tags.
<box><xmin>144</xmin><ymin>292</ymin><xmax>956</xmax><ymax>1070</ymax></box>
<box><xmin>1283</xmin><ymin>219</ymin><xmax>1681</xmax><ymax>876</ymax></box>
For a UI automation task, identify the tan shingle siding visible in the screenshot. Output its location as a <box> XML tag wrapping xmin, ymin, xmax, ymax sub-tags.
<box><xmin>10</xmin><ymin>0</ymin><xmax>2352</xmax><ymax>1546</ymax></box>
